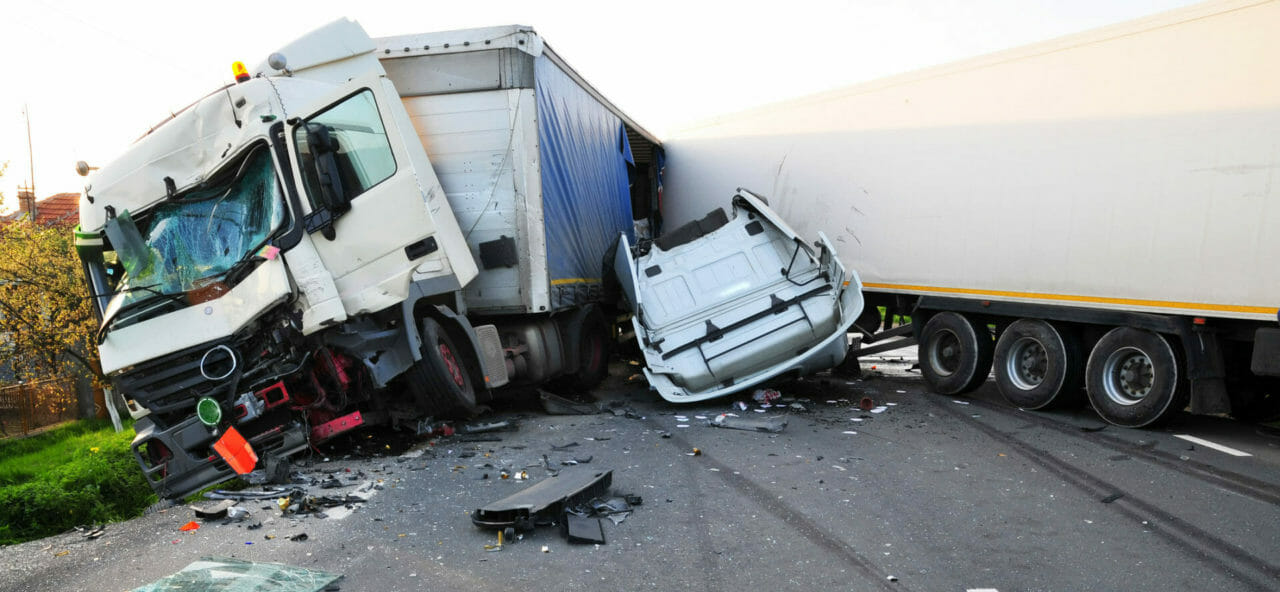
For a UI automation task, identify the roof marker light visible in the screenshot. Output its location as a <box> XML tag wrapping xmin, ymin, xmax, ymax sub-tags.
<box><xmin>232</xmin><ymin>61</ymin><xmax>250</xmax><ymax>83</ymax></box>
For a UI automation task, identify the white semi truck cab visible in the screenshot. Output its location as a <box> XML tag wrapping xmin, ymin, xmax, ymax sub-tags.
<box><xmin>76</xmin><ymin>20</ymin><xmax>859</xmax><ymax>499</ymax></box>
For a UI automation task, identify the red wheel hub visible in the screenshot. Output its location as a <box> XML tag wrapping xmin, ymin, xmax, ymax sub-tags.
<box><xmin>439</xmin><ymin>343</ymin><xmax>465</xmax><ymax>387</ymax></box>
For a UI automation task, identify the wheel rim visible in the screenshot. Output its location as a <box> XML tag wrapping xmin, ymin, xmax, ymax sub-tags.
<box><xmin>1101</xmin><ymin>347</ymin><xmax>1154</xmax><ymax>405</ymax></box>
<box><xmin>1005</xmin><ymin>337</ymin><xmax>1048</xmax><ymax>391</ymax></box>
<box><xmin>928</xmin><ymin>329</ymin><xmax>962</xmax><ymax>377</ymax></box>
<box><xmin>438</xmin><ymin>342</ymin><xmax>466</xmax><ymax>388</ymax></box>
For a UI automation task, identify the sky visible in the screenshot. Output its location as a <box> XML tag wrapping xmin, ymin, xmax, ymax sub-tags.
<box><xmin>0</xmin><ymin>0</ymin><xmax>1202</xmax><ymax>207</ymax></box>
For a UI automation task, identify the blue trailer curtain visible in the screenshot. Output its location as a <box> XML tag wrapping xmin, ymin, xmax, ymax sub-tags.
<box><xmin>534</xmin><ymin>55</ymin><xmax>635</xmax><ymax>308</ymax></box>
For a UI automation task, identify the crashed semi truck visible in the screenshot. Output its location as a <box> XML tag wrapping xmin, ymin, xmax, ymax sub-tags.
<box><xmin>662</xmin><ymin>0</ymin><xmax>1280</xmax><ymax>427</ymax></box>
<box><xmin>74</xmin><ymin>20</ymin><xmax>858</xmax><ymax>499</ymax></box>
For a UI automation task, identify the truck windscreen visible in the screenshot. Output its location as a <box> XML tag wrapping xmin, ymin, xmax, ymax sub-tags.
<box><xmin>100</xmin><ymin>146</ymin><xmax>285</xmax><ymax>327</ymax></box>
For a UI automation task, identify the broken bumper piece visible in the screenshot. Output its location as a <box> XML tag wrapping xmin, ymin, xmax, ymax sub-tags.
<box><xmin>614</xmin><ymin>189</ymin><xmax>864</xmax><ymax>403</ymax></box>
<box><xmin>472</xmin><ymin>468</ymin><xmax>613</xmax><ymax>530</ymax></box>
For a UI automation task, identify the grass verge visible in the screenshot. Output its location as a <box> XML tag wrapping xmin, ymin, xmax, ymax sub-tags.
<box><xmin>0</xmin><ymin>419</ymin><xmax>155</xmax><ymax>546</ymax></box>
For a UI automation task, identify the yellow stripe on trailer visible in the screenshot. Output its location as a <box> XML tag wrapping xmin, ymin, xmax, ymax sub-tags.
<box><xmin>550</xmin><ymin>278</ymin><xmax>601</xmax><ymax>286</ymax></box>
<box><xmin>860</xmin><ymin>282</ymin><xmax>1277</xmax><ymax>316</ymax></box>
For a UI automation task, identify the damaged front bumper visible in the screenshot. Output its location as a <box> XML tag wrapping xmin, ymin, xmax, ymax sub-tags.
<box><xmin>615</xmin><ymin>189</ymin><xmax>863</xmax><ymax>403</ymax></box>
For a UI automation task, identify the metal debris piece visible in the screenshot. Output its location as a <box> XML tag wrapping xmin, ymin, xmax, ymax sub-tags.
<box><xmin>472</xmin><ymin>468</ymin><xmax>613</xmax><ymax>530</ymax></box>
<box><xmin>539</xmin><ymin>390</ymin><xmax>601</xmax><ymax>415</ymax></box>
<box><xmin>563</xmin><ymin>513</ymin><xmax>606</xmax><ymax>544</ymax></box>
<box><xmin>460</xmin><ymin>420</ymin><xmax>517</xmax><ymax>435</ymax></box>
<box><xmin>710</xmin><ymin>414</ymin><xmax>787</xmax><ymax>433</ymax></box>
<box><xmin>192</xmin><ymin>500</ymin><xmax>235</xmax><ymax>520</ymax></box>
<box><xmin>204</xmin><ymin>487</ymin><xmax>304</xmax><ymax>501</ymax></box>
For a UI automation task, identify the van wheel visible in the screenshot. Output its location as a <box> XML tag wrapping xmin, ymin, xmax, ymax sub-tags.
<box><xmin>994</xmin><ymin>320</ymin><xmax>1084</xmax><ymax>409</ymax></box>
<box><xmin>919</xmin><ymin>312</ymin><xmax>994</xmax><ymax>395</ymax></box>
<box><xmin>1085</xmin><ymin>327</ymin><xmax>1187</xmax><ymax>427</ymax></box>
<box><xmin>406</xmin><ymin>318</ymin><xmax>479</xmax><ymax>419</ymax></box>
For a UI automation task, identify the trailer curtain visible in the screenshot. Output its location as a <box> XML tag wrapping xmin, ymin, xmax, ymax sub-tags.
<box><xmin>534</xmin><ymin>55</ymin><xmax>635</xmax><ymax>308</ymax></box>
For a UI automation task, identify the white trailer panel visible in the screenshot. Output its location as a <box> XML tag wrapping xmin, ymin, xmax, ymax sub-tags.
<box><xmin>664</xmin><ymin>0</ymin><xmax>1280</xmax><ymax>322</ymax></box>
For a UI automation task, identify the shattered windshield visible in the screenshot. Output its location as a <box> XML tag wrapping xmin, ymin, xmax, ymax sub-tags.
<box><xmin>103</xmin><ymin>146</ymin><xmax>285</xmax><ymax>319</ymax></box>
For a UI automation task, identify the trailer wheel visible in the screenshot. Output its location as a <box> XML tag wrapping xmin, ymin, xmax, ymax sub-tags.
<box><xmin>993</xmin><ymin>320</ymin><xmax>1084</xmax><ymax>409</ymax></box>
<box><xmin>919</xmin><ymin>312</ymin><xmax>994</xmax><ymax>395</ymax></box>
<box><xmin>553</xmin><ymin>307</ymin><xmax>611</xmax><ymax>391</ymax></box>
<box><xmin>1085</xmin><ymin>327</ymin><xmax>1187</xmax><ymax>427</ymax></box>
<box><xmin>407</xmin><ymin>318</ymin><xmax>479</xmax><ymax>419</ymax></box>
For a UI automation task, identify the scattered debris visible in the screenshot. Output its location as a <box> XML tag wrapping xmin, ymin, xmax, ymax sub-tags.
<box><xmin>460</xmin><ymin>420</ymin><xmax>517</xmax><ymax>435</ymax></box>
<box><xmin>289</xmin><ymin>532</ymin><xmax>309</xmax><ymax>542</ymax></box>
<box><xmin>952</xmin><ymin>400</ymin><xmax>970</xmax><ymax>405</ymax></box>
<box><xmin>1100</xmin><ymin>493</ymin><xmax>1125</xmax><ymax>504</ymax></box>
<box><xmin>473</xmin><ymin>468</ymin><xmax>613</xmax><ymax>530</ymax></box>
<box><xmin>131</xmin><ymin>557</ymin><xmax>341</xmax><ymax>592</ymax></box>
<box><xmin>563</xmin><ymin>513</ymin><xmax>606</xmax><ymax>544</ymax></box>
<box><xmin>710</xmin><ymin>414</ymin><xmax>787</xmax><ymax>433</ymax></box>
<box><xmin>179</xmin><ymin>521</ymin><xmax>200</xmax><ymax>532</ymax></box>
<box><xmin>859</xmin><ymin>397</ymin><xmax>875</xmax><ymax>411</ymax></box>
<box><xmin>752</xmin><ymin>389</ymin><xmax>781</xmax><ymax>405</ymax></box>
<box><xmin>192</xmin><ymin>500</ymin><xmax>235</xmax><ymax>521</ymax></box>
<box><xmin>539</xmin><ymin>390</ymin><xmax>601</xmax><ymax>415</ymax></box>
<box><xmin>77</xmin><ymin>525</ymin><xmax>105</xmax><ymax>540</ymax></box>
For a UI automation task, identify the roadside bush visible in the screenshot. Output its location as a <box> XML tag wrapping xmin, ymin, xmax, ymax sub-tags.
<box><xmin>0</xmin><ymin>421</ymin><xmax>155</xmax><ymax>545</ymax></box>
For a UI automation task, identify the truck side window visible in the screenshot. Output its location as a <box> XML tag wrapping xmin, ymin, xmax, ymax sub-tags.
<box><xmin>293</xmin><ymin>89</ymin><xmax>396</xmax><ymax>208</ymax></box>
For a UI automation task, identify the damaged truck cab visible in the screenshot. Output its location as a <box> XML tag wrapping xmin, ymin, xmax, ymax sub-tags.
<box><xmin>76</xmin><ymin>21</ymin><xmax>486</xmax><ymax>498</ymax></box>
<box><xmin>615</xmin><ymin>189</ymin><xmax>864</xmax><ymax>402</ymax></box>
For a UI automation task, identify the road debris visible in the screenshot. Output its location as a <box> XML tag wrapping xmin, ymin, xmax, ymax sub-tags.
<box><xmin>178</xmin><ymin>521</ymin><xmax>200</xmax><ymax>532</ymax></box>
<box><xmin>752</xmin><ymin>389</ymin><xmax>782</xmax><ymax>405</ymax></box>
<box><xmin>710</xmin><ymin>414</ymin><xmax>787</xmax><ymax>433</ymax></box>
<box><xmin>131</xmin><ymin>557</ymin><xmax>341</xmax><ymax>592</ymax></box>
<box><xmin>539</xmin><ymin>390</ymin><xmax>601</xmax><ymax>415</ymax></box>
<box><xmin>460</xmin><ymin>420</ymin><xmax>517</xmax><ymax>435</ymax></box>
<box><xmin>563</xmin><ymin>513</ymin><xmax>606</xmax><ymax>544</ymax></box>
<box><xmin>1100</xmin><ymin>493</ymin><xmax>1125</xmax><ymax>504</ymax></box>
<box><xmin>473</xmin><ymin>468</ymin><xmax>613</xmax><ymax>530</ymax></box>
<box><xmin>192</xmin><ymin>500</ymin><xmax>235</xmax><ymax>520</ymax></box>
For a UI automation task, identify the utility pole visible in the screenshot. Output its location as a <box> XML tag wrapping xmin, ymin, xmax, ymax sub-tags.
<box><xmin>24</xmin><ymin>104</ymin><xmax>35</xmax><ymax>201</ymax></box>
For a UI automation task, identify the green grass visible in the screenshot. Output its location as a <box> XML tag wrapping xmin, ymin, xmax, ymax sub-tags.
<box><xmin>0</xmin><ymin>419</ymin><xmax>157</xmax><ymax>545</ymax></box>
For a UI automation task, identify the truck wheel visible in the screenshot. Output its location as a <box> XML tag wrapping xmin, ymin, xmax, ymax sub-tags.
<box><xmin>407</xmin><ymin>318</ymin><xmax>479</xmax><ymax>419</ymax></box>
<box><xmin>993</xmin><ymin>320</ymin><xmax>1084</xmax><ymax>409</ymax></box>
<box><xmin>919</xmin><ymin>312</ymin><xmax>994</xmax><ymax>395</ymax></box>
<box><xmin>554</xmin><ymin>307</ymin><xmax>611</xmax><ymax>391</ymax></box>
<box><xmin>1085</xmin><ymin>327</ymin><xmax>1187</xmax><ymax>427</ymax></box>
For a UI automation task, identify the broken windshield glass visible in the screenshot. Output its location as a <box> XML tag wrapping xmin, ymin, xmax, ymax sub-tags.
<box><xmin>101</xmin><ymin>145</ymin><xmax>285</xmax><ymax>325</ymax></box>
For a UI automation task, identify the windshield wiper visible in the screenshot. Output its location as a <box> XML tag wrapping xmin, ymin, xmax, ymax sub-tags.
<box><xmin>96</xmin><ymin>284</ymin><xmax>188</xmax><ymax>344</ymax></box>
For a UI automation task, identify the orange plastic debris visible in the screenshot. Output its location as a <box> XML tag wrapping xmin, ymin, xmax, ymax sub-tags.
<box><xmin>212</xmin><ymin>426</ymin><xmax>259</xmax><ymax>475</ymax></box>
<box><xmin>179</xmin><ymin>521</ymin><xmax>200</xmax><ymax>532</ymax></box>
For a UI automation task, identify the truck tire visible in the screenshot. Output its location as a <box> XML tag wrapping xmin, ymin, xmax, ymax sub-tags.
<box><xmin>406</xmin><ymin>317</ymin><xmax>479</xmax><ymax>419</ymax></box>
<box><xmin>919</xmin><ymin>312</ymin><xmax>994</xmax><ymax>395</ymax></box>
<box><xmin>993</xmin><ymin>319</ymin><xmax>1084</xmax><ymax>409</ymax></box>
<box><xmin>1085</xmin><ymin>327</ymin><xmax>1187</xmax><ymax>427</ymax></box>
<box><xmin>553</xmin><ymin>307</ymin><xmax>611</xmax><ymax>391</ymax></box>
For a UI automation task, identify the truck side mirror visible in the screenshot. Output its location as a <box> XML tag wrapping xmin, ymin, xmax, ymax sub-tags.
<box><xmin>305</xmin><ymin>123</ymin><xmax>350</xmax><ymax>213</ymax></box>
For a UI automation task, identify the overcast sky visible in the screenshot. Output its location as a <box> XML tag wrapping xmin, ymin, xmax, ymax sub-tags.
<box><xmin>0</xmin><ymin>0</ymin><xmax>1201</xmax><ymax>204</ymax></box>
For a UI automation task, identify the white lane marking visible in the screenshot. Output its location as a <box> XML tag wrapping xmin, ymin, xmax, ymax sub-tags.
<box><xmin>1174</xmin><ymin>435</ymin><xmax>1252</xmax><ymax>457</ymax></box>
<box><xmin>967</xmin><ymin>588</ymin><xmax>1000</xmax><ymax>592</ymax></box>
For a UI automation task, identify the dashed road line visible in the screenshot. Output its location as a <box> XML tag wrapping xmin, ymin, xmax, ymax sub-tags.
<box><xmin>1174</xmin><ymin>435</ymin><xmax>1253</xmax><ymax>457</ymax></box>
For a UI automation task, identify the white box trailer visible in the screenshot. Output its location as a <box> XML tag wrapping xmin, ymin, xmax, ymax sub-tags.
<box><xmin>663</xmin><ymin>0</ymin><xmax>1280</xmax><ymax>426</ymax></box>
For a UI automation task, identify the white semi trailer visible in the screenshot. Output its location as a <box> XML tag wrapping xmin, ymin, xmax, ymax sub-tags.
<box><xmin>75</xmin><ymin>20</ymin><xmax>856</xmax><ymax>498</ymax></box>
<box><xmin>662</xmin><ymin>0</ymin><xmax>1280</xmax><ymax>427</ymax></box>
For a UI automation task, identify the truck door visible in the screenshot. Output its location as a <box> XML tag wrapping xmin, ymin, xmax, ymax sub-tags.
<box><xmin>286</xmin><ymin>74</ymin><xmax>442</xmax><ymax>315</ymax></box>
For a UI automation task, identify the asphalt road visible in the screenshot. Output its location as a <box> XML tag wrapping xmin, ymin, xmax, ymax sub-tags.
<box><xmin>2</xmin><ymin>355</ymin><xmax>1278</xmax><ymax>592</ymax></box>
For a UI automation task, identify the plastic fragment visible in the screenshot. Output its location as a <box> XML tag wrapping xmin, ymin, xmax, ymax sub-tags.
<box><xmin>179</xmin><ymin>521</ymin><xmax>200</xmax><ymax>532</ymax></box>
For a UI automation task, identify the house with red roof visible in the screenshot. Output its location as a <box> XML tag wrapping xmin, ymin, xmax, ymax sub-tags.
<box><xmin>2</xmin><ymin>190</ymin><xmax>81</xmax><ymax>227</ymax></box>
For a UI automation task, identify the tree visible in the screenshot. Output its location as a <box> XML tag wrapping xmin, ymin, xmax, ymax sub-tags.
<box><xmin>0</xmin><ymin>164</ymin><xmax>100</xmax><ymax>384</ymax></box>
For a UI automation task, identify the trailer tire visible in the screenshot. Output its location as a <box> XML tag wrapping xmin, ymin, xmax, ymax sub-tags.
<box><xmin>407</xmin><ymin>318</ymin><xmax>479</xmax><ymax>419</ymax></box>
<box><xmin>1085</xmin><ymin>327</ymin><xmax>1187</xmax><ymax>427</ymax></box>
<box><xmin>554</xmin><ymin>307</ymin><xmax>611</xmax><ymax>391</ymax></box>
<box><xmin>919</xmin><ymin>312</ymin><xmax>994</xmax><ymax>395</ymax></box>
<box><xmin>994</xmin><ymin>320</ymin><xmax>1084</xmax><ymax>409</ymax></box>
